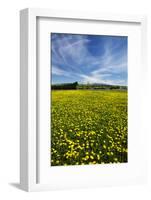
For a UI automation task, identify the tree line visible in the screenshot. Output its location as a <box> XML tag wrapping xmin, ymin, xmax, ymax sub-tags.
<box><xmin>51</xmin><ymin>82</ymin><xmax>78</xmax><ymax>90</ymax></box>
<box><xmin>51</xmin><ymin>82</ymin><xmax>127</xmax><ymax>90</ymax></box>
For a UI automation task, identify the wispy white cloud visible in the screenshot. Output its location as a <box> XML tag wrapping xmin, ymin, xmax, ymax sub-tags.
<box><xmin>51</xmin><ymin>33</ymin><xmax>127</xmax><ymax>85</ymax></box>
<box><xmin>52</xmin><ymin>35</ymin><xmax>90</xmax><ymax>67</ymax></box>
<box><xmin>80</xmin><ymin>74</ymin><xmax>127</xmax><ymax>86</ymax></box>
<box><xmin>79</xmin><ymin>73</ymin><xmax>112</xmax><ymax>84</ymax></box>
<box><xmin>52</xmin><ymin>65</ymin><xmax>71</xmax><ymax>77</ymax></box>
<box><xmin>52</xmin><ymin>65</ymin><xmax>64</xmax><ymax>75</ymax></box>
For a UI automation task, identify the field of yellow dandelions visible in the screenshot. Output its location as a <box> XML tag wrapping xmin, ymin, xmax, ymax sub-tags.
<box><xmin>51</xmin><ymin>90</ymin><xmax>128</xmax><ymax>166</ymax></box>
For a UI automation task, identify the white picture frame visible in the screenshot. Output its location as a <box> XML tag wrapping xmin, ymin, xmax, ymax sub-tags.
<box><xmin>20</xmin><ymin>8</ymin><xmax>147</xmax><ymax>192</ymax></box>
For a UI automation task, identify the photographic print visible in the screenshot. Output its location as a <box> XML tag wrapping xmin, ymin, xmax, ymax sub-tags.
<box><xmin>50</xmin><ymin>33</ymin><xmax>128</xmax><ymax>166</ymax></box>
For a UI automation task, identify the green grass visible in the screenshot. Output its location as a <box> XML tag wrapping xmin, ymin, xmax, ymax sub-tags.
<box><xmin>51</xmin><ymin>90</ymin><xmax>128</xmax><ymax>166</ymax></box>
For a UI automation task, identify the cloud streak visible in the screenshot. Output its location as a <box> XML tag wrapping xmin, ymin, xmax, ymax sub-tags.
<box><xmin>51</xmin><ymin>33</ymin><xmax>127</xmax><ymax>85</ymax></box>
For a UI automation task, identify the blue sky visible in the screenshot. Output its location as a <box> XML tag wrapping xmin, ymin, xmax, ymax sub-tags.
<box><xmin>51</xmin><ymin>33</ymin><xmax>127</xmax><ymax>86</ymax></box>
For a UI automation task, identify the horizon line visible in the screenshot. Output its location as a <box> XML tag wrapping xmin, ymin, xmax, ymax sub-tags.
<box><xmin>51</xmin><ymin>82</ymin><xmax>128</xmax><ymax>87</ymax></box>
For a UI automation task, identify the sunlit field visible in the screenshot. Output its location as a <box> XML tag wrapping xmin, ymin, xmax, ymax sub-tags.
<box><xmin>51</xmin><ymin>90</ymin><xmax>128</xmax><ymax>166</ymax></box>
